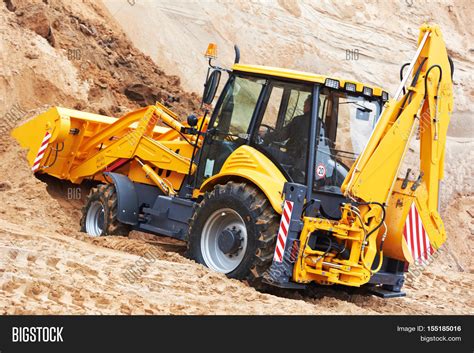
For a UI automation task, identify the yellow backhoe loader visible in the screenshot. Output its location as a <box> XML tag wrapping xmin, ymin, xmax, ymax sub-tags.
<box><xmin>12</xmin><ymin>24</ymin><xmax>453</xmax><ymax>296</ymax></box>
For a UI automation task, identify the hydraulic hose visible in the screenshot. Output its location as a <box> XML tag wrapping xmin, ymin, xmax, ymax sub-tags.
<box><xmin>397</xmin><ymin>57</ymin><xmax>429</xmax><ymax>112</ymax></box>
<box><xmin>410</xmin><ymin>57</ymin><xmax>428</xmax><ymax>88</ymax></box>
<box><xmin>448</xmin><ymin>56</ymin><xmax>454</xmax><ymax>79</ymax></box>
<box><xmin>355</xmin><ymin>202</ymin><xmax>386</xmax><ymax>274</ymax></box>
<box><xmin>406</xmin><ymin>57</ymin><xmax>428</xmax><ymax>105</ymax></box>
<box><xmin>399</xmin><ymin>62</ymin><xmax>410</xmax><ymax>95</ymax></box>
<box><xmin>43</xmin><ymin>142</ymin><xmax>64</xmax><ymax>169</ymax></box>
<box><xmin>423</xmin><ymin>65</ymin><xmax>443</xmax><ymax>140</ymax></box>
<box><xmin>355</xmin><ymin>201</ymin><xmax>386</xmax><ymax>241</ymax></box>
<box><xmin>364</xmin><ymin>250</ymin><xmax>384</xmax><ymax>274</ymax></box>
<box><xmin>424</xmin><ymin>65</ymin><xmax>442</xmax><ymax>99</ymax></box>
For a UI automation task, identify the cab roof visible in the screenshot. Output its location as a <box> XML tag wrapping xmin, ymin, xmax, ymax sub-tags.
<box><xmin>232</xmin><ymin>64</ymin><xmax>386</xmax><ymax>97</ymax></box>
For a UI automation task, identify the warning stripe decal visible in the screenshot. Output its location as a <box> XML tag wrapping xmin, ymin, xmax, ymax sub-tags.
<box><xmin>31</xmin><ymin>132</ymin><xmax>52</xmax><ymax>173</ymax></box>
<box><xmin>273</xmin><ymin>200</ymin><xmax>294</xmax><ymax>263</ymax></box>
<box><xmin>403</xmin><ymin>202</ymin><xmax>434</xmax><ymax>264</ymax></box>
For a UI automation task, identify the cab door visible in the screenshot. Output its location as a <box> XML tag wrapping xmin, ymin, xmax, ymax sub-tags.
<box><xmin>250</xmin><ymin>80</ymin><xmax>313</xmax><ymax>185</ymax></box>
<box><xmin>195</xmin><ymin>74</ymin><xmax>267</xmax><ymax>187</ymax></box>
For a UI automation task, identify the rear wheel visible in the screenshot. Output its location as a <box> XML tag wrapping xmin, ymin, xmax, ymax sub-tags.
<box><xmin>187</xmin><ymin>182</ymin><xmax>278</xmax><ymax>286</ymax></box>
<box><xmin>80</xmin><ymin>184</ymin><xmax>130</xmax><ymax>237</ymax></box>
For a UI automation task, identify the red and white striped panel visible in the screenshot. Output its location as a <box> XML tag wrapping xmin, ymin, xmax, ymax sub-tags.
<box><xmin>31</xmin><ymin>131</ymin><xmax>52</xmax><ymax>173</ymax></box>
<box><xmin>273</xmin><ymin>200</ymin><xmax>294</xmax><ymax>263</ymax></box>
<box><xmin>403</xmin><ymin>202</ymin><xmax>434</xmax><ymax>264</ymax></box>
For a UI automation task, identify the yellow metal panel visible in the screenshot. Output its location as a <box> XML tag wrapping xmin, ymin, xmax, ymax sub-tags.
<box><xmin>56</xmin><ymin>107</ymin><xmax>170</xmax><ymax>135</ymax></box>
<box><xmin>200</xmin><ymin>145</ymin><xmax>286</xmax><ymax>214</ymax></box>
<box><xmin>135</xmin><ymin>136</ymin><xmax>195</xmax><ymax>175</ymax></box>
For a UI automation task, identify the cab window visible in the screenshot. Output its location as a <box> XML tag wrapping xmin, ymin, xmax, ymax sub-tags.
<box><xmin>253</xmin><ymin>81</ymin><xmax>312</xmax><ymax>184</ymax></box>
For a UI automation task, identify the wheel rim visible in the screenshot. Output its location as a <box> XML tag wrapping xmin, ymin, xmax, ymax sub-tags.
<box><xmin>201</xmin><ymin>208</ymin><xmax>248</xmax><ymax>274</ymax></box>
<box><xmin>85</xmin><ymin>201</ymin><xmax>105</xmax><ymax>237</ymax></box>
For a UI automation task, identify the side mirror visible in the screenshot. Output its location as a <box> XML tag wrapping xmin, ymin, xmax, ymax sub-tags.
<box><xmin>234</xmin><ymin>45</ymin><xmax>240</xmax><ymax>64</ymax></box>
<box><xmin>187</xmin><ymin>114</ymin><xmax>198</xmax><ymax>127</ymax></box>
<box><xmin>355</xmin><ymin>108</ymin><xmax>370</xmax><ymax>121</ymax></box>
<box><xmin>202</xmin><ymin>69</ymin><xmax>221</xmax><ymax>105</ymax></box>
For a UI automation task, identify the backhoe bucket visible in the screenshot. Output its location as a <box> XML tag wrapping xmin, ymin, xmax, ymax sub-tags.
<box><xmin>382</xmin><ymin>179</ymin><xmax>446</xmax><ymax>264</ymax></box>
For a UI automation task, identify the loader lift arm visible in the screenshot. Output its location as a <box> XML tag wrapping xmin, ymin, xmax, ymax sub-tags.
<box><xmin>12</xmin><ymin>102</ymin><xmax>204</xmax><ymax>189</ymax></box>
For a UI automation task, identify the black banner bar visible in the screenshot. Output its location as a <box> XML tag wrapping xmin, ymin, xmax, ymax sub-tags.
<box><xmin>0</xmin><ymin>315</ymin><xmax>471</xmax><ymax>352</ymax></box>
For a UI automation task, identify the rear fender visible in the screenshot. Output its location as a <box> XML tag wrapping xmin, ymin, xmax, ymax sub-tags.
<box><xmin>104</xmin><ymin>172</ymin><xmax>139</xmax><ymax>225</ymax></box>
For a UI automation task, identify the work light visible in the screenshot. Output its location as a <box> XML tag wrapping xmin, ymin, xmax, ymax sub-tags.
<box><xmin>325</xmin><ymin>78</ymin><xmax>340</xmax><ymax>89</ymax></box>
<box><xmin>345</xmin><ymin>82</ymin><xmax>356</xmax><ymax>92</ymax></box>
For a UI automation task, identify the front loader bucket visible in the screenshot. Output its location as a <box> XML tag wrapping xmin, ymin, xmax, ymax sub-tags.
<box><xmin>11</xmin><ymin>106</ymin><xmax>171</xmax><ymax>182</ymax></box>
<box><xmin>12</xmin><ymin>106</ymin><xmax>74</xmax><ymax>173</ymax></box>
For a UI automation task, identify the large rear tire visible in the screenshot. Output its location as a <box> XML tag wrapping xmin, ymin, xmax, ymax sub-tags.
<box><xmin>80</xmin><ymin>184</ymin><xmax>130</xmax><ymax>237</ymax></box>
<box><xmin>187</xmin><ymin>182</ymin><xmax>278</xmax><ymax>286</ymax></box>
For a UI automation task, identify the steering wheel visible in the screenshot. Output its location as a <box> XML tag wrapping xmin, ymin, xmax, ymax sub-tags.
<box><xmin>260</xmin><ymin>124</ymin><xmax>275</xmax><ymax>133</ymax></box>
<box><xmin>256</xmin><ymin>124</ymin><xmax>276</xmax><ymax>145</ymax></box>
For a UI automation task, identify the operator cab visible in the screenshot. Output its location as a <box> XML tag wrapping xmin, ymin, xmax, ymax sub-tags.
<box><xmin>195</xmin><ymin>64</ymin><xmax>387</xmax><ymax>219</ymax></box>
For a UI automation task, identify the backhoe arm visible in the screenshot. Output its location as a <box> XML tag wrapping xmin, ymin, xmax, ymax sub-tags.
<box><xmin>341</xmin><ymin>24</ymin><xmax>453</xmax><ymax>262</ymax></box>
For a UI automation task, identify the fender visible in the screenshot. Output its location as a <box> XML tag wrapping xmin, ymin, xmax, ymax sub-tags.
<box><xmin>199</xmin><ymin>145</ymin><xmax>287</xmax><ymax>214</ymax></box>
<box><xmin>104</xmin><ymin>172</ymin><xmax>139</xmax><ymax>225</ymax></box>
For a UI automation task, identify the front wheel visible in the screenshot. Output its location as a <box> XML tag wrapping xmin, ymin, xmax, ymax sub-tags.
<box><xmin>187</xmin><ymin>182</ymin><xmax>278</xmax><ymax>285</ymax></box>
<box><xmin>80</xmin><ymin>184</ymin><xmax>130</xmax><ymax>237</ymax></box>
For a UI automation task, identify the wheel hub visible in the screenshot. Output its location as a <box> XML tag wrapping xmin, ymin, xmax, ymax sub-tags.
<box><xmin>218</xmin><ymin>227</ymin><xmax>242</xmax><ymax>255</ymax></box>
<box><xmin>200</xmin><ymin>208</ymin><xmax>248</xmax><ymax>274</ymax></box>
